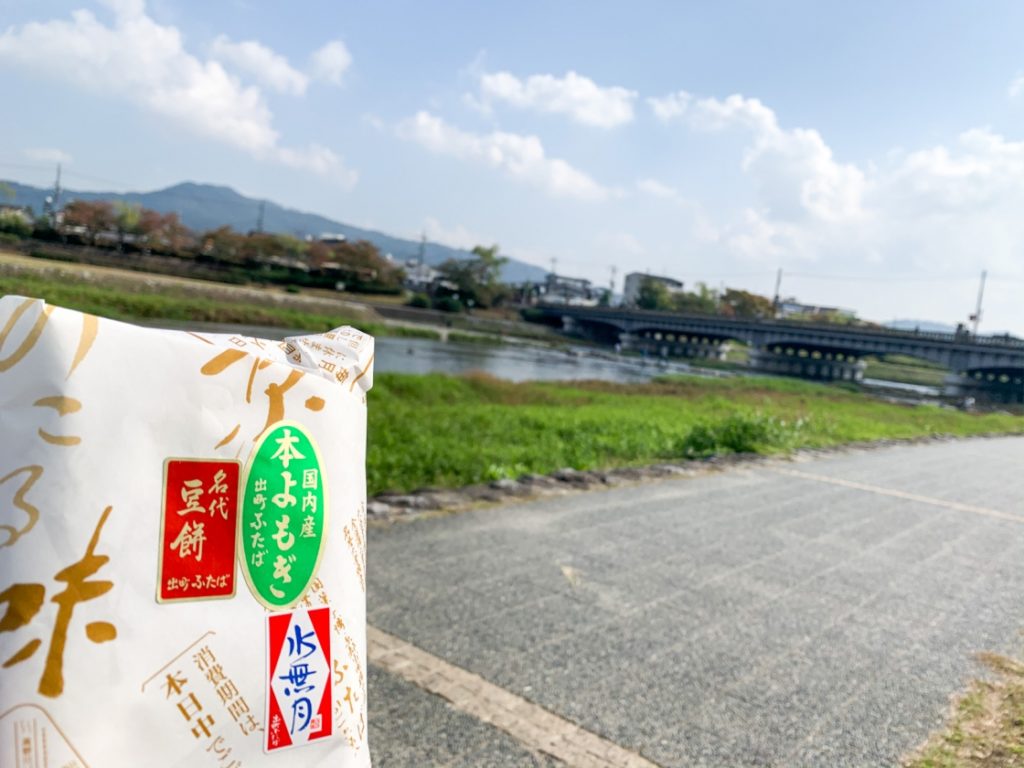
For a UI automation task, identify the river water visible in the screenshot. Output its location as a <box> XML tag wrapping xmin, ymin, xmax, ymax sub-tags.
<box><xmin>146</xmin><ymin>321</ymin><xmax>939</xmax><ymax>395</ymax></box>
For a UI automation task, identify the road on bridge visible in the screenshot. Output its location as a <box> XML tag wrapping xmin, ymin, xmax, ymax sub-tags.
<box><xmin>366</xmin><ymin>437</ymin><xmax>1024</xmax><ymax>767</ymax></box>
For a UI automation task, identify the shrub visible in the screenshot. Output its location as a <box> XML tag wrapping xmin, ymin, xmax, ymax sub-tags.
<box><xmin>678</xmin><ymin>412</ymin><xmax>807</xmax><ymax>457</ymax></box>
<box><xmin>408</xmin><ymin>292</ymin><xmax>430</xmax><ymax>309</ymax></box>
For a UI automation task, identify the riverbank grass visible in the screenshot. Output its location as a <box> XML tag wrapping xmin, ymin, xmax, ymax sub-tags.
<box><xmin>0</xmin><ymin>270</ymin><xmax>439</xmax><ymax>339</ymax></box>
<box><xmin>367</xmin><ymin>372</ymin><xmax>1023</xmax><ymax>495</ymax></box>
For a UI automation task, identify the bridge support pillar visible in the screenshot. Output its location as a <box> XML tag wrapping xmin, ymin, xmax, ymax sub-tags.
<box><xmin>749</xmin><ymin>347</ymin><xmax>865</xmax><ymax>382</ymax></box>
<box><xmin>943</xmin><ymin>372</ymin><xmax>1024</xmax><ymax>404</ymax></box>
<box><xmin>619</xmin><ymin>332</ymin><xmax>728</xmax><ymax>360</ymax></box>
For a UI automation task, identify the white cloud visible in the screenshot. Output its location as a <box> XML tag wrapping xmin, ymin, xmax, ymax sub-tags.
<box><xmin>1009</xmin><ymin>73</ymin><xmax>1024</xmax><ymax>99</ymax></box>
<box><xmin>24</xmin><ymin>147</ymin><xmax>73</xmax><ymax>164</ymax></box>
<box><xmin>309</xmin><ymin>40</ymin><xmax>351</xmax><ymax>85</ymax></box>
<box><xmin>421</xmin><ymin>217</ymin><xmax>489</xmax><ymax>250</ymax></box>
<box><xmin>0</xmin><ymin>1</ymin><xmax>354</xmax><ymax>184</ymax></box>
<box><xmin>647</xmin><ymin>90</ymin><xmax>690</xmax><ymax>122</ymax></box>
<box><xmin>476</xmin><ymin>70</ymin><xmax>636</xmax><ymax>128</ymax></box>
<box><xmin>636</xmin><ymin>177</ymin><xmax>680</xmax><ymax>200</ymax></box>
<box><xmin>397</xmin><ymin>111</ymin><xmax>612</xmax><ymax>201</ymax></box>
<box><xmin>686</xmin><ymin>94</ymin><xmax>866</xmax><ymax>224</ymax></box>
<box><xmin>210</xmin><ymin>35</ymin><xmax>308</xmax><ymax>95</ymax></box>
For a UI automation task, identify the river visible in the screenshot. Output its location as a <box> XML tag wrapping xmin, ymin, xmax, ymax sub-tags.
<box><xmin>145</xmin><ymin>321</ymin><xmax>940</xmax><ymax>396</ymax></box>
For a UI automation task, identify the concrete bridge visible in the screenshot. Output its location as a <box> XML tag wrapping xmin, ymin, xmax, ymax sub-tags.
<box><xmin>540</xmin><ymin>305</ymin><xmax>1024</xmax><ymax>401</ymax></box>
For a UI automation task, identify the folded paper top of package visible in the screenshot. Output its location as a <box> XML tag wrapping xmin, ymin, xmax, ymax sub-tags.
<box><xmin>0</xmin><ymin>296</ymin><xmax>373</xmax><ymax>767</ymax></box>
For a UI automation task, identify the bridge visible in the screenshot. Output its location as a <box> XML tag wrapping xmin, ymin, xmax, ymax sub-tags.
<box><xmin>538</xmin><ymin>304</ymin><xmax>1024</xmax><ymax>401</ymax></box>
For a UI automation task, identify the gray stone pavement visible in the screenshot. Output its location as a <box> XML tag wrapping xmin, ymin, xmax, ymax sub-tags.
<box><xmin>367</xmin><ymin>437</ymin><xmax>1024</xmax><ymax>766</ymax></box>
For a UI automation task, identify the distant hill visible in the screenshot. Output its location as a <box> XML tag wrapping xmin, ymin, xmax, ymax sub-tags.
<box><xmin>2</xmin><ymin>179</ymin><xmax>548</xmax><ymax>283</ymax></box>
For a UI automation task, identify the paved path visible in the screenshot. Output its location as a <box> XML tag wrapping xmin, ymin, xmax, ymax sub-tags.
<box><xmin>367</xmin><ymin>437</ymin><xmax>1024</xmax><ymax>766</ymax></box>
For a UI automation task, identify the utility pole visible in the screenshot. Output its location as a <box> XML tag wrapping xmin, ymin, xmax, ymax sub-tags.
<box><xmin>417</xmin><ymin>232</ymin><xmax>426</xmax><ymax>266</ymax></box>
<box><xmin>971</xmin><ymin>269</ymin><xmax>987</xmax><ymax>337</ymax></box>
<box><xmin>44</xmin><ymin>163</ymin><xmax>63</xmax><ymax>224</ymax></box>
<box><xmin>550</xmin><ymin>256</ymin><xmax>557</xmax><ymax>276</ymax></box>
<box><xmin>53</xmin><ymin>163</ymin><xmax>62</xmax><ymax>210</ymax></box>
<box><xmin>255</xmin><ymin>200</ymin><xmax>265</xmax><ymax>234</ymax></box>
<box><xmin>772</xmin><ymin>267</ymin><xmax>782</xmax><ymax>317</ymax></box>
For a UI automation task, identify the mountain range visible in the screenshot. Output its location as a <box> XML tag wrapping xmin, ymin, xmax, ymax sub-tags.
<box><xmin>2</xmin><ymin>179</ymin><xmax>548</xmax><ymax>283</ymax></box>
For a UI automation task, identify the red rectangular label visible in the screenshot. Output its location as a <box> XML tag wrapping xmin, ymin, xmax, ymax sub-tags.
<box><xmin>158</xmin><ymin>458</ymin><xmax>240</xmax><ymax>602</ymax></box>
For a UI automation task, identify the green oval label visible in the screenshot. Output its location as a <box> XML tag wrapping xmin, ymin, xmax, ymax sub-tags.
<box><xmin>239</xmin><ymin>421</ymin><xmax>328</xmax><ymax>609</ymax></box>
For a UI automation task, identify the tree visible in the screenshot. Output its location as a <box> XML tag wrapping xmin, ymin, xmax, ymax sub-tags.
<box><xmin>671</xmin><ymin>282</ymin><xmax>718</xmax><ymax>314</ymax></box>
<box><xmin>719</xmin><ymin>288</ymin><xmax>774</xmax><ymax>319</ymax></box>
<box><xmin>0</xmin><ymin>210</ymin><xmax>32</xmax><ymax>238</ymax></box>
<box><xmin>636</xmin><ymin>277</ymin><xmax>673</xmax><ymax>310</ymax></box>
<box><xmin>113</xmin><ymin>202</ymin><xmax>141</xmax><ymax>250</ymax></box>
<box><xmin>436</xmin><ymin>243</ymin><xmax>509</xmax><ymax>309</ymax></box>
<box><xmin>62</xmin><ymin>200</ymin><xmax>115</xmax><ymax>244</ymax></box>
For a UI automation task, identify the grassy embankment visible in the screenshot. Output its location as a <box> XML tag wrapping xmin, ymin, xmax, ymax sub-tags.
<box><xmin>904</xmin><ymin>651</ymin><xmax>1024</xmax><ymax>767</ymax></box>
<box><xmin>0</xmin><ymin>269</ymin><xmax>438</xmax><ymax>340</ymax></box>
<box><xmin>367</xmin><ymin>372</ymin><xmax>1024</xmax><ymax>495</ymax></box>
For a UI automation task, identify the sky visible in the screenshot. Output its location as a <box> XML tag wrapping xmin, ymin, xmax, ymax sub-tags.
<box><xmin>4</xmin><ymin>0</ymin><xmax>1024</xmax><ymax>332</ymax></box>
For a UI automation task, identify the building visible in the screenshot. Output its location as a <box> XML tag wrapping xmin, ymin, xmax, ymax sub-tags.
<box><xmin>404</xmin><ymin>259</ymin><xmax>440</xmax><ymax>292</ymax></box>
<box><xmin>540</xmin><ymin>273</ymin><xmax>598</xmax><ymax>306</ymax></box>
<box><xmin>778</xmin><ymin>299</ymin><xmax>856</xmax><ymax>322</ymax></box>
<box><xmin>622</xmin><ymin>272</ymin><xmax>684</xmax><ymax>307</ymax></box>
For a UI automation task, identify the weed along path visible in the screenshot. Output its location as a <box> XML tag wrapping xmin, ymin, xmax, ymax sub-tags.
<box><xmin>365</xmin><ymin>436</ymin><xmax>1024</xmax><ymax>767</ymax></box>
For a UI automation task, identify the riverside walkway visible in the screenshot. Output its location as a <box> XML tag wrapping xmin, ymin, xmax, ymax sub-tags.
<box><xmin>367</xmin><ymin>437</ymin><xmax>1024</xmax><ymax>766</ymax></box>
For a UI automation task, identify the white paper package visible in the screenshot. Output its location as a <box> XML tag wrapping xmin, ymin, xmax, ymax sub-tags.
<box><xmin>0</xmin><ymin>295</ymin><xmax>373</xmax><ymax>767</ymax></box>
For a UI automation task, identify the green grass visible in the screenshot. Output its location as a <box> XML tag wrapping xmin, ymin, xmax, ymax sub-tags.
<box><xmin>904</xmin><ymin>652</ymin><xmax>1024</xmax><ymax>767</ymax></box>
<box><xmin>865</xmin><ymin>355</ymin><xmax>948</xmax><ymax>387</ymax></box>
<box><xmin>366</xmin><ymin>372</ymin><xmax>1024</xmax><ymax>495</ymax></box>
<box><xmin>0</xmin><ymin>271</ymin><xmax>439</xmax><ymax>340</ymax></box>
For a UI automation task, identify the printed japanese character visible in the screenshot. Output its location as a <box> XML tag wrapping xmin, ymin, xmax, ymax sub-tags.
<box><xmin>270</xmin><ymin>429</ymin><xmax>305</xmax><ymax>469</ymax></box>
<box><xmin>302</xmin><ymin>493</ymin><xmax>317</xmax><ymax>514</ymax></box>
<box><xmin>227</xmin><ymin>697</ymin><xmax>250</xmax><ymax>721</ymax></box>
<box><xmin>286</xmin><ymin>624</ymin><xmax>318</xmax><ymax>660</ymax></box>
<box><xmin>270</xmin><ymin>555</ymin><xmax>297</xmax><ymax>594</ymax></box>
<box><xmin>209</xmin><ymin>496</ymin><xmax>229</xmax><ymax>520</ymax></box>
<box><xmin>205</xmin><ymin>663</ymin><xmax>227</xmax><ymax>686</ymax></box>
<box><xmin>205</xmin><ymin>735</ymin><xmax>231</xmax><ymax>758</ymax></box>
<box><xmin>177</xmin><ymin>480</ymin><xmax>204</xmax><ymax>515</ymax></box>
<box><xmin>171</xmin><ymin>521</ymin><xmax>206</xmax><ymax>562</ymax></box>
<box><xmin>302</xmin><ymin>469</ymin><xmax>318</xmax><ymax>490</ymax></box>
<box><xmin>254</xmin><ymin>478</ymin><xmax>268</xmax><ymax>493</ymax></box>
<box><xmin>177</xmin><ymin>692</ymin><xmax>204</xmax><ymax>721</ymax></box>
<box><xmin>252</xmin><ymin>493</ymin><xmax>267</xmax><ymax>511</ymax></box>
<box><xmin>239</xmin><ymin>712</ymin><xmax>260</xmax><ymax>735</ymax></box>
<box><xmin>191</xmin><ymin>714</ymin><xmax>215</xmax><ymax>739</ymax></box>
<box><xmin>300</xmin><ymin>516</ymin><xmax>316</xmax><ymax>539</ymax></box>
<box><xmin>0</xmin><ymin>506</ymin><xmax>116</xmax><ymax>698</ymax></box>
<box><xmin>251</xmin><ymin>549</ymin><xmax>265</xmax><ymax>568</ymax></box>
<box><xmin>272</xmin><ymin>515</ymin><xmax>295</xmax><ymax>551</ymax></box>
<box><xmin>216</xmin><ymin>679</ymin><xmax>239</xmax><ymax>704</ymax></box>
<box><xmin>279</xmin><ymin>662</ymin><xmax>316</xmax><ymax>695</ymax></box>
<box><xmin>162</xmin><ymin>671</ymin><xmax>187</xmax><ymax>699</ymax></box>
<box><xmin>207</xmin><ymin>469</ymin><xmax>229</xmax><ymax>495</ymax></box>
<box><xmin>271</xmin><ymin>471</ymin><xmax>297</xmax><ymax>509</ymax></box>
<box><xmin>290</xmin><ymin>697</ymin><xmax>314</xmax><ymax>734</ymax></box>
<box><xmin>0</xmin><ymin>465</ymin><xmax>43</xmax><ymax>549</ymax></box>
<box><xmin>193</xmin><ymin>646</ymin><xmax>216</xmax><ymax>672</ymax></box>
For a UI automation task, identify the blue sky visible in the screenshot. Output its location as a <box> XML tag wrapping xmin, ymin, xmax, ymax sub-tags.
<box><xmin>4</xmin><ymin>0</ymin><xmax>1024</xmax><ymax>331</ymax></box>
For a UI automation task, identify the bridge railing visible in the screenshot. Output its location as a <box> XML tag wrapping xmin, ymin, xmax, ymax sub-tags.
<box><xmin>539</xmin><ymin>304</ymin><xmax>1024</xmax><ymax>350</ymax></box>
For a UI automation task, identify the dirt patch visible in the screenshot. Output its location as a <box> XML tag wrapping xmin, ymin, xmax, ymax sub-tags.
<box><xmin>904</xmin><ymin>649</ymin><xmax>1024</xmax><ymax>767</ymax></box>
